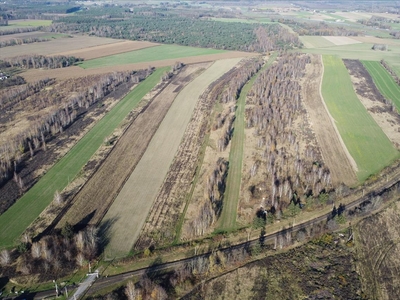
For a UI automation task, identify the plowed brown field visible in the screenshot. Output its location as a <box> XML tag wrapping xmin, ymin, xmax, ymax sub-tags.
<box><xmin>22</xmin><ymin>51</ymin><xmax>256</xmax><ymax>82</ymax></box>
<box><xmin>53</xmin><ymin>40</ymin><xmax>159</xmax><ymax>60</ymax></box>
<box><xmin>57</xmin><ymin>64</ymin><xmax>205</xmax><ymax>230</ymax></box>
<box><xmin>102</xmin><ymin>58</ymin><xmax>242</xmax><ymax>259</ymax></box>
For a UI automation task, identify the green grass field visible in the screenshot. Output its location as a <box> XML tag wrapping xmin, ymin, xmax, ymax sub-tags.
<box><xmin>0</xmin><ymin>20</ymin><xmax>52</xmax><ymax>30</ymax></box>
<box><xmin>218</xmin><ymin>54</ymin><xmax>277</xmax><ymax>231</ymax></box>
<box><xmin>299</xmin><ymin>36</ymin><xmax>336</xmax><ymax>48</ymax></box>
<box><xmin>78</xmin><ymin>45</ymin><xmax>227</xmax><ymax>69</ymax></box>
<box><xmin>301</xmin><ymin>42</ymin><xmax>400</xmax><ymax>76</ymax></box>
<box><xmin>0</xmin><ymin>68</ymin><xmax>168</xmax><ymax>248</ymax></box>
<box><xmin>362</xmin><ymin>60</ymin><xmax>400</xmax><ymax>112</ymax></box>
<box><xmin>321</xmin><ymin>55</ymin><xmax>399</xmax><ymax>181</ymax></box>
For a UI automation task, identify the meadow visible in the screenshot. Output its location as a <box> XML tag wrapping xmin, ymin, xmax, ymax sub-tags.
<box><xmin>321</xmin><ymin>55</ymin><xmax>399</xmax><ymax>181</ymax></box>
<box><xmin>0</xmin><ymin>19</ymin><xmax>52</xmax><ymax>30</ymax></box>
<box><xmin>362</xmin><ymin>60</ymin><xmax>400</xmax><ymax>112</ymax></box>
<box><xmin>302</xmin><ymin>41</ymin><xmax>400</xmax><ymax>75</ymax></box>
<box><xmin>0</xmin><ymin>68</ymin><xmax>167</xmax><ymax>248</ymax></box>
<box><xmin>78</xmin><ymin>45</ymin><xmax>227</xmax><ymax>69</ymax></box>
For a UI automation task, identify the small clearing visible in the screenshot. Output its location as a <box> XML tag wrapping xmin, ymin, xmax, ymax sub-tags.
<box><xmin>102</xmin><ymin>58</ymin><xmax>242</xmax><ymax>259</ymax></box>
<box><xmin>323</xmin><ymin>36</ymin><xmax>362</xmax><ymax>46</ymax></box>
<box><xmin>302</xmin><ymin>54</ymin><xmax>357</xmax><ymax>186</ymax></box>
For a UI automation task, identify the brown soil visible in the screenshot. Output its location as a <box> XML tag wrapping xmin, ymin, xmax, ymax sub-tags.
<box><xmin>56</xmin><ymin>65</ymin><xmax>203</xmax><ymax>230</ymax></box>
<box><xmin>0</xmin><ymin>35</ymin><xmax>121</xmax><ymax>59</ymax></box>
<box><xmin>343</xmin><ymin>59</ymin><xmax>400</xmax><ymax>149</ymax></box>
<box><xmin>355</xmin><ymin>199</ymin><xmax>400</xmax><ymax>300</ymax></box>
<box><xmin>53</xmin><ymin>41</ymin><xmax>159</xmax><ymax>60</ymax></box>
<box><xmin>0</xmin><ymin>79</ymin><xmax>138</xmax><ymax>215</ymax></box>
<box><xmin>22</xmin><ymin>51</ymin><xmax>257</xmax><ymax>82</ymax></box>
<box><xmin>134</xmin><ymin>63</ymin><xmax>243</xmax><ymax>250</ymax></box>
<box><xmin>302</xmin><ymin>54</ymin><xmax>358</xmax><ymax>186</ymax></box>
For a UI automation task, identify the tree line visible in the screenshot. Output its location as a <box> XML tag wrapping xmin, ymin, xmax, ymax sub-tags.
<box><xmin>46</xmin><ymin>13</ymin><xmax>301</xmax><ymax>52</ymax></box>
<box><xmin>3</xmin><ymin>55</ymin><xmax>83</xmax><ymax>69</ymax></box>
<box><xmin>0</xmin><ymin>225</ymin><xmax>98</xmax><ymax>279</ymax></box>
<box><xmin>0</xmin><ymin>36</ymin><xmax>50</xmax><ymax>48</ymax></box>
<box><xmin>277</xmin><ymin>19</ymin><xmax>360</xmax><ymax>36</ymax></box>
<box><xmin>0</xmin><ymin>70</ymin><xmax>149</xmax><ymax>193</ymax></box>
<box><xmin>246</xmin><ymin>53</ymin><xmax>332</xmax><ymax>218</ymax></box>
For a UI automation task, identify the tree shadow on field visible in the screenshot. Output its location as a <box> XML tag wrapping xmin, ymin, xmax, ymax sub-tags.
<box><xmin>73</xmin><ymin>209</ymin><xmax>97</xmax><ymax>232</ymax></box>
<box><xmin>98</xmin><ymin>216</ymin><xmax>119</xmax><ymax>259</ymax></box>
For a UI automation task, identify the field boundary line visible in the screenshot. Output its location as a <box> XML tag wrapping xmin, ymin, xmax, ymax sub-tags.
<box><xmin>319</xmin><ymin>55</ymin><xmax>358</xmax><ymax>174</ymax></box>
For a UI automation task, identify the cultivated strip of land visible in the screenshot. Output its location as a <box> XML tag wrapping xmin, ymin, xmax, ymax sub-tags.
<box><xmin>302</xmin><ymin>54</ymin><xmax>358</xmax><ymax>186</ymax></box>
<box><xmin>102</xmin><ymin>58</ymin><xmax>242</xmax><ymax>259</ymax></box>
<box><xmin>362</xmin><ymin>60</ymin><xmax>400</xmax><ymax>111</ymax></box>
<box><xmin>22</xmin><ymin>51</ymin><xmax>256</xmax><ymax>82</ymax></box>
<box><xmin>54</xmin><ymin>40</ymin><xmax>159</xmax><ymax>60</ymax></box>
<box><xmin>57</xmin><ymin>65</ymin><xmax>200</xmax><ymax>228</ymax></box>
<box><xmin>0</xmin><ymin>69</ymin><xmax>167</xmax><ymax>248</ymax></box>
<box><xmin>78</xmin><ymin>45</ymin><xmax>227</xmax><ymax>69</ymax></box>
<box><xmin>0</xmin><ymin>35</ymin><xmax>121</xmax><ymax>59</ymax></box>
<box><xmin>321</xmin><ymin>55</ymin><xmax>399</xmax><ymax>181</ymax></box>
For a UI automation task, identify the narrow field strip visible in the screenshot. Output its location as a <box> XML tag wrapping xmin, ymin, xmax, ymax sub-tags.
<box><xmin>362</xmin><ymin>60</ymin><xmax>400</xmax><ymax>112</ymax></box>
<box><xmin>102</xmin><ymin>58</ymin><xmax>242</xmax><ymax>259</ymax></box>
<box><xmin>218</xmin><ymin>55</ymin><xmax>276</xmax><ymax>231</ymax></box>
<box><xmin>0</xmin><ymin>69</ymin><xmax>167</xmax><ymax>248</ymax></box>
<box><xmin>78</xmin><ymin>44</ymin><xmax>227</xmax><ymax>69</ymax></box>
<box><xmin>321</xmin><ymin>55</ymin><xmax>399</xmax><ymax>181</ymax></box>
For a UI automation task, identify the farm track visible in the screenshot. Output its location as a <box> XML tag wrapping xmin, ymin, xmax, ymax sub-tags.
<box><xmin>102</xmin><ymin>58</ymin><xmax>243</xmax><ymax>259</ymax></box>
<box><xmin>0</xmin><ymin>69</ymin><xmax>167</xmax><ymax>248</ymax></box>
<box><xmin>57</xmin><ymin>66</ymin><xmax>199</xmax><ymax>229</ymax></box>
<box><xmin>302</xmin><ymin>54</ymin><xmax>358</xmax><ymax>186</ymax></box>
<box><xmin>134</xmin><ymin>64</ymin><xmax>240</xmax><ymax>250</ymax></box>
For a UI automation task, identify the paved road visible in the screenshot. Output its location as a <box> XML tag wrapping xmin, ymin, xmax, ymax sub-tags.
<box><xmin>69</xmin><ymin>271</ymin><xmax>98</xmax><ymax>300</ymax></box>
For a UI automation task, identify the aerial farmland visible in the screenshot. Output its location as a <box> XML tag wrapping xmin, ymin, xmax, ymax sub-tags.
<box><xmin>0</xmin><ymin>1</ymin><xmax>400</xmax><ymax>299</ymax></box>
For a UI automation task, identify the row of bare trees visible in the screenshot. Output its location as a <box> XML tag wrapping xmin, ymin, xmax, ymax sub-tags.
<box><xmin>0</xmin><ymin>26</ymin><xmax>39</xmax><ymax>36</ymax></box>
<box><xmin>188</xmin><ymin>158</ymin><xmax>228</xmax><ymax>236</ymax></box>
<box><xmin>278</xmin><ymin>19</ymin><xmax>360</xmax><ymax>36</ymax></box>
<box><xmin>0</xmin><ymin>70</ymin><xmax>149</xmax><ymax>191</ymax></box>
<box><xmin>246</xmin><ymin>53</ymin><xmax>331</xmax><ymax>213</ymax></box>
<box><xmin>250</xmin><ymin>25</ymin><xmax>302</xmax><ymax>52</ymax></box>
<box><xmin>0</xmin><ymin>36</ymin><xmax>49</xmax><ymax>48</ymax></box>
<box><xmin>3</xmin><ymin>54</ymin><xmax>83</xmax><ymax>69</ymax></box>
<box><xmin>0</xmin><ymin>226</ymin><xmax>98</xmax><ymax>278</ymax></box>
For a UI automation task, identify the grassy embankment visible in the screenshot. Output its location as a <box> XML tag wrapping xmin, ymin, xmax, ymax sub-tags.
<box><xmin>78</xmin><ymin>44</ymin><xmax>227</xmax><ymax>69</ymax></box>
<box><xmin>321</xmin><ymin>55</ymin><xmax>399</xmax><ymax>181</ymax></box>
<box><xmin>0</xmin><ymin>68</ymin><xmax>168</xmax><ymax>248</ymax></box>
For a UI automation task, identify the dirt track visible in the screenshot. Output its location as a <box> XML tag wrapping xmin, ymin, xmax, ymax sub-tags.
<box><xmin>57</xmin><ymin>65</ymin><xmax>204</xmax><ymax>229</ymax></box>
<box><xmin>22</xmin><ymin>51</ymin><xmax>256</xmax><ymax>82</ymax></box>
<box><xmin>102</xmin><ymin>58</ymin><xmax>242</xmax><ymax>259</ymax></box>
<box><xmin>302</xmin><ymin>54</ymin><xmax>358</xmax><ymax>186</ymax></box>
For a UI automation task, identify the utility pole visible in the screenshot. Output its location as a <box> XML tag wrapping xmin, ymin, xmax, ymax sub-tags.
<box><xmin>53</xmin><ymin>280</ymin><xmax>58</xmax><ymax>298</ymax></box>
<box><xmin>64</xmin><ymin>286</ymin><xmax>68</xmax><ymax>298</ymax></box>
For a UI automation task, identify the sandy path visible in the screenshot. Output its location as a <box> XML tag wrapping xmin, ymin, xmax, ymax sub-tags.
<box><xmin>22</xmin><ymin>51</ymin><xmax>256</xmax><ymax>82</ymax></box>
<box><xmin>102</xmin><ymin>58</ymin><xmax>242</xmax><ymax>259</ymax></box>
<box><xmin>302</xmin><ymin>54</ymin><xmax>358</xmax><ymax>186</ymax></box>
